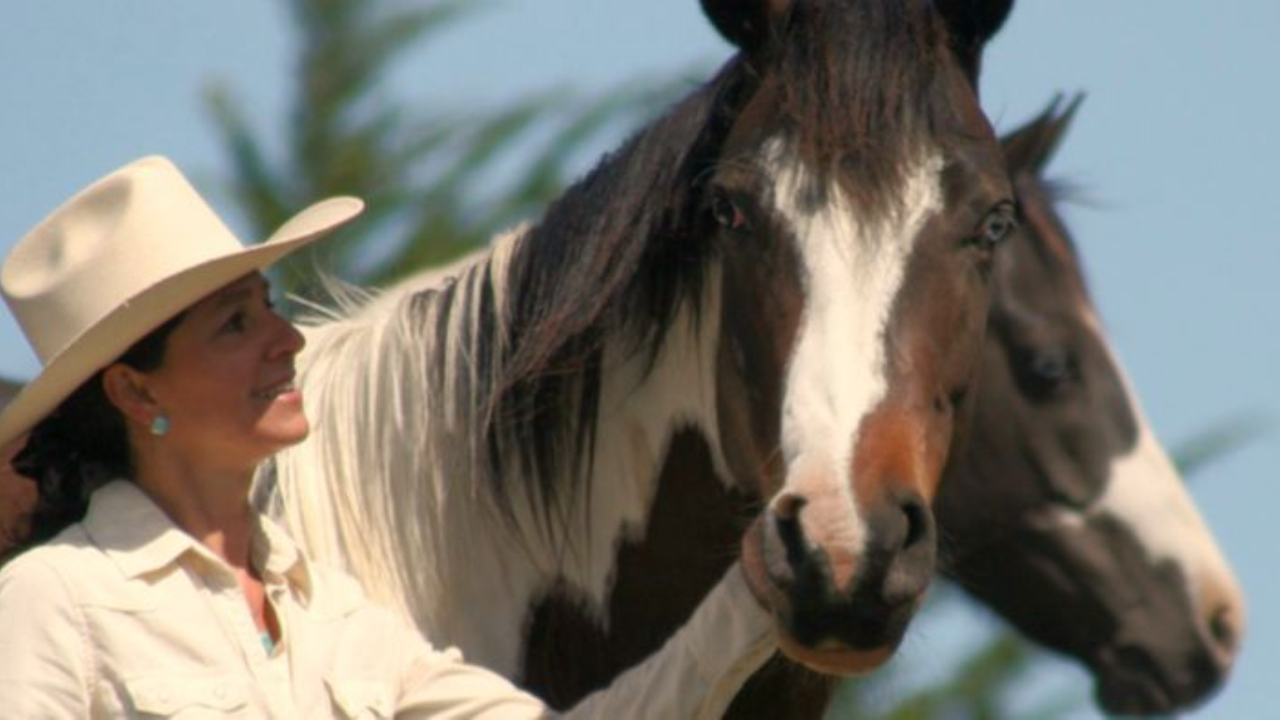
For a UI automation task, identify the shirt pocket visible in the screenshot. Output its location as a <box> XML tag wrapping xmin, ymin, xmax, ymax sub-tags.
<box><xmin>124</xmin><ymin>673</ymin><xmax>250</xmax><ymax>717</ymax></box>
<box><xmin>325</xmin><ymin>677</ymin><xmax>395</xmax><ymax>719</ymax></box>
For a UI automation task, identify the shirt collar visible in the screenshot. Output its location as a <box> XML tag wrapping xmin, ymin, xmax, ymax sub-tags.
<box><xmin>82</xmin><ymin>480</ymin><xmax>199</xmax><ymax>580</ymax></box>
<box><xmin>253</xmin><ymin>512</ymin><xmax>314</xmax><ymax>606</ymax></box>
<box><xmin>82</xmin><ymin>480</ymin><xmax>313</xmax><ymax>604</ymax></box>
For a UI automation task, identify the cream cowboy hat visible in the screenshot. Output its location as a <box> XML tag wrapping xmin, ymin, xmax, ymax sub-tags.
<box><xmin>0</xmin><ymin>155</ymin><xmax>364</xmax><ymax>448</ymax></box>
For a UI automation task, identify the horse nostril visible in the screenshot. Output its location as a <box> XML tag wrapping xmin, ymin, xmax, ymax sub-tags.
<box><xmin>1207</xmin><ymin>604</ymin><xmax>1240</xmax><ymax>656</ymax></box>
<box><xmin>772</xmin><ymin>491</ymin><xmax>807</xmax><ymax>521</ymax></box>
<box><xmin>874</xmin><ymin>491</ymin><xmax>936</xmax><ymax>606</ymax></box>
<box><xmin>933</xmin><ymin>387</ymin><xmax>969</xmax><ymax>415</ymax></box>
<box><xmin>900</xmin><ymin>494</ymin><xmax>931</xmax><ymax>551</ymax></box>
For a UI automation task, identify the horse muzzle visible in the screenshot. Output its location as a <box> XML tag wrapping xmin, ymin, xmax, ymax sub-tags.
<box><xmin>1092</xmin><ymin>639</ymin><xmax>1233</xmax><ymax>715</ymax></box>
<box><xmin>741</xmin><ymin>483</ymin><xmax>937</xmax><ymax>675</ymax></box>
<box><xmin>1089</xmin><ymin>584</ymin><xmax>1244</xmax><ymax>715</ymax></box>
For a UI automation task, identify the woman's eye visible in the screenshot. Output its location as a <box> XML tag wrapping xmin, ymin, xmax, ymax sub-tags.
<box><xmin>974</xmin><ymin>203</ymin><xmax>1017</xmax><ymax>250</ymax></box>
<box><xmin>710</xmin><ymin>192</ymin><xmax>749</xmax><ymax>232</ymax></box>
<box><xmin>222</xmin><ymin>311</ymin><xmax>248</xmax><ymax>334</ymax></box>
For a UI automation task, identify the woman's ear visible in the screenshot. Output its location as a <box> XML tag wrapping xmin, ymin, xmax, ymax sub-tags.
<box><xmin>101</xmin><ymin>364</ymin><xmax>159</xmax><ymax>429</ymax></box>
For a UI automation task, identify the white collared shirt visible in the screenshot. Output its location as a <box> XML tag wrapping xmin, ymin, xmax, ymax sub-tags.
<box><xmin>0</xmin><ymin>480</ymin><xmax>774</xmax><ymax>718</ymax></box>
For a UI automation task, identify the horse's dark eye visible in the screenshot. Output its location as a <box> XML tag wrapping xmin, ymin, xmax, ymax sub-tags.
<box><xmin>1029</xmin><ymin>349</ymin><xmax>1079</xmax><ymax>391</ymax></box>
<box><xmin>975</xmin><ymin>202</ymin><xmax>1017</xmax><ymax>250</ymax></box>
<box><xmin>710</xmin><ymin>192</ymin><xmax>749</xmax><ymax>232</ymax></box>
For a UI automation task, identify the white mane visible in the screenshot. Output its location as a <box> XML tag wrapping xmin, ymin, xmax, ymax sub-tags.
<box><xmin>269</xmin><ymin>226</ymin><xmax>728</xmax><ymax>676</ymax></box>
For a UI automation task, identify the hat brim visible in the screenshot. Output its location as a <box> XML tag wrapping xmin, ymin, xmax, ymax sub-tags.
<box><xmin>0</xmin><ymin>196</ymin><xmax>363</xmax><ymax>449</ymax></box>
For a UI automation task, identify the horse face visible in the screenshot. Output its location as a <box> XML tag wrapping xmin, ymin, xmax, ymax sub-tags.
<box><xmin>703</xmin><ymin>0</ymin><xmax>1014</xmax><ymax>675</ymax></box>
<box><xmin>936</xmin><ymin>101</ymin><xmax>1245</xmax><ymax>715</ymax></box>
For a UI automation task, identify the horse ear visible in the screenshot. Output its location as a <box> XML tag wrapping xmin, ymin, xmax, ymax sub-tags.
<box><xmin>700</xmin><ymin>0</ymin><xmax>793</xmax><ymax>55</ymax></box>
<box><xmin>1002</xmin><ymin>94</ymin><xmax>1085</xmax><ymax>175</ymax></box>
<box><xmin>933</xmin><ymin>0</ymin><xmax>1015</xmax><ymax>82</ymax></box>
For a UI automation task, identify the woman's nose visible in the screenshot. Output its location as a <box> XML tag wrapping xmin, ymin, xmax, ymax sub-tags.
<box><xmin>268</xmin><ymin>311</ymin><xmax>306</xmax><ymax>358</ymax></box>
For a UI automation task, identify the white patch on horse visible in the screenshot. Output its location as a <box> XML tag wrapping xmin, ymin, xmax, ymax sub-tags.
<box><xmin>1068</xmin><ymin>308</ymin><xmax>1242</xmax><ymax>613</ymax></box>
<box><xmin>766</xmin><ymin>141</ymin><xmax>943</xmax><ymax>557</ymax></box>
<box><xmin>569</xmin><ymin>266</ymin><xmax>726</xmax><ymax>602</ymax></box>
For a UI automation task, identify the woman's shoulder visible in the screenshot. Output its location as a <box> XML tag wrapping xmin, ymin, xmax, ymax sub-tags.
<box><xmin>2</xmin><ymin>522</ymin><xmax>97</xmax><ymax>567</ymax></box>
<box><xmin>0</xmin><ymin>524</ymin><xmax>98</xmax><ymax>597</ymax></box>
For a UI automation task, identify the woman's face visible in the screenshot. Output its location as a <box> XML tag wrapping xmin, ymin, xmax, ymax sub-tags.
<box><xmin>141</xmin><ymin>273</ymin><xmax>307</xmax><ymax>473</ymax></box>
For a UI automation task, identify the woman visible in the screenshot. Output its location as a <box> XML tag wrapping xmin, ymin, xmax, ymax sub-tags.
<box><xmin>0</xmin><ymin>156</ymin><xmax>775</xmax><ymax>717</ymax></box>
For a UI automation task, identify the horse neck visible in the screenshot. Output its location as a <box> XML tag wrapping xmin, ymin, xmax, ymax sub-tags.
<box><xmin>495</xmin><ymin>220</ymin><xmax>731</xmax><ymax>591</ymax></box>
<box><xmin>572</xmin><ymin>256</ymin><xmax>729</xmax><ymax>556</ymax></box>
<box><xmin>275</xmin><ymin>224</ymin><xmax>728</xmax><ymax>675</ymax></box>
<box><xmin>463</xmin><ymin>70</ymin><xmax>743</xmax><ymax>588</ymax></box>
<box><xmin>275</xmin><ymin>65</ymin><xmax>748</xmax><ymax>674</ymax></box>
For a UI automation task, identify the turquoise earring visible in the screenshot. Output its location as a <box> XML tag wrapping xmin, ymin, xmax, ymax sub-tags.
<box><xmin>149</xmin><ymin>414</ymin><xmax>171</xmax><ymax>437</ymax></box>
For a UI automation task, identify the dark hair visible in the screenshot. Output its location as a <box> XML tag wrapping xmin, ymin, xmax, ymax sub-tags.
<box><xmin>7</xmin><ymin>313</ymin><xmax>185</xmax><ymax>552</ymax></box>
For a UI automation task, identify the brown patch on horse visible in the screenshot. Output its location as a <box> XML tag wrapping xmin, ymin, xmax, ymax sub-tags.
<box><xmin>851</xmin><ymin>407</ymin><xmax>930</xmax><ymax>506</ymax></box>
<box><xmin>521</xmin><ymin>430</ymin><xmax>756</xmax><ymax>708</ymax></box>
<box><xmin>725</xmin><ymin>654</ymin><xmax>838</xmax><ymax>719</ymax></box>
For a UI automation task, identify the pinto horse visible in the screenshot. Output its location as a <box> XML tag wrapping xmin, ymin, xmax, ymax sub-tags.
<box><xmin>938</xmin><ymin>97</ymin><xmax>1244</xmax><ymax>714</ymax></box>
<box><xmin>273</xmin><ymin>0</ymin><xmax>1016</xmax><ymax>682</ymax></box>
<box><xmin>519</xmin><ymin>99</ymin><xmax>1246</xmax><ymax>717</ymax></box>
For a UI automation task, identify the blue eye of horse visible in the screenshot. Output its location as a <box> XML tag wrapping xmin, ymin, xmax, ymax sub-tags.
<box><xmin>977</xmin><ymin>203</ymin><xmax>1017</xmax><ymax>249</ymax></box>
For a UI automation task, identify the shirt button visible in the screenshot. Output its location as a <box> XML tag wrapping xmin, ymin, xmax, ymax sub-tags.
<box><xmin>215</xmin><ymin>684</ymin><xmax>228</xmax><ymax>699</ymax></box>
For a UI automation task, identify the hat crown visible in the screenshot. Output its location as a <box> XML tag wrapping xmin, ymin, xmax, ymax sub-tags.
<box><xmin>2</xmin><ymin>156</ymin><xmax>243</xmax><ymax>362</ymax></box>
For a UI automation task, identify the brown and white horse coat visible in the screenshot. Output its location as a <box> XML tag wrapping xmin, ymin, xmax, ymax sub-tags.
<box><xmin>272</xmin><ymin>0</ymin><xmax>1017</xmax><ymax>681</ymax></box>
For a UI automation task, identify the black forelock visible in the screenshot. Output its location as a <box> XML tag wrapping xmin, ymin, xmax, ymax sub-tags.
<box><xmin>773</xmin><ymin>0</ymin><xmax>960</xmax><ymax>212</ymax></box>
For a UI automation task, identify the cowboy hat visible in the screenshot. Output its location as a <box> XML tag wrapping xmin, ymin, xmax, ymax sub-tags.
<box><xmin>0</xmin><ymin>155</ymin><xmax>363</xmax><ymax>448</ymax></box>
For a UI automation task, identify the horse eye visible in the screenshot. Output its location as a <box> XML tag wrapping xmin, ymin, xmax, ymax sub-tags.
<box><xmin>1029</xmin><ymin>350</ymin><xmax>1079</xmax><ymax>388</ymax></box>
<box><xmin>976</xmin><ymin>203</ymin><xmax>1017</xmax><ymax>249</ymax></box>
<box><xmin>710</xmin><ymin>192</ymin><xmax>749</xmax><ymax>232</ymax></box>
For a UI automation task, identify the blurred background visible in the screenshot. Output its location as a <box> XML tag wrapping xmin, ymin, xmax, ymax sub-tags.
<box><xmin>1</xmin><ymin>1</ymin><xmax>1275</xmax><ymax>717</ymax></box>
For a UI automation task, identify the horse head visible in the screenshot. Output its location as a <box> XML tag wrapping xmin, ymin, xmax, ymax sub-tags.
<box><xmin>936</xmin><ymin>97</ymin><xmax>1246</xmax><ymax>714</ymax></box>
<box><xmin>698</xmin><ymin>0</ymin><xmax>1015</xmax><ymax>674</ymax></box>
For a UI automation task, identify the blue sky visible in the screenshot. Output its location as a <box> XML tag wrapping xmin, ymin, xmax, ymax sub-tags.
<box><xmin>1</xmin><ymin>2</ymin><xmax>1276</xmax><ymax>717</ymax></box>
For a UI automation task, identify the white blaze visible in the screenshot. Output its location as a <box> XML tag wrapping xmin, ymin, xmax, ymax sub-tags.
<box><xmin>1082</xmin><ymin>309</ymin><xmax>1242</xmax><ymax>613</ymax></box>
<box><xmin>766</xmin><ymin>140</ymin><xmax>944</xmax><ymax>546</ymax></box>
